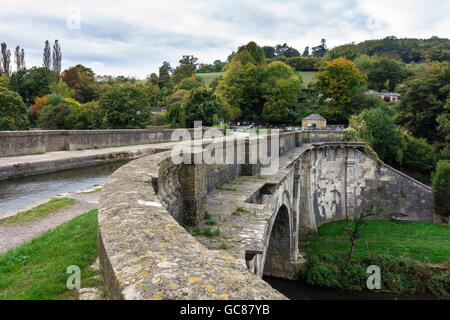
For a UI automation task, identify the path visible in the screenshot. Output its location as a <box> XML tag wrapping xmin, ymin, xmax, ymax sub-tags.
<box><xmin>0</xmin><ymin>189</ymin><xmax>100</xmax><ymax>254</ymax></box>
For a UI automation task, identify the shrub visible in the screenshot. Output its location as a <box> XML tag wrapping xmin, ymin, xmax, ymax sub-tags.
<box><xmin>432</xmin><ymin>160</ymin><xmax>450</xmax><ymax>216</ymax></box>
<box><xmin>0</xmin><ymin>86</ymin><xmax>29</xmax><ymax>130</ymax></box>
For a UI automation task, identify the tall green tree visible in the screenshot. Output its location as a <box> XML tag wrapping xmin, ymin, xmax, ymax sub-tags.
<box><xmin>184</xmin><ymin>87</ymin><xmax>222</xmax><ymax>127</ymax></box>
<box><xmin>99</xmin><ymin>83</ymin><xmax>150</xmax><ymax>129</ymax></box>
<box><xmin>9</xmin><ymin>67</ymin><xmax>54</xmax><ymax>104</ymax></box>
<box><xmin>349</xmin><ymin>107</ymin><xmax>401</xmax><ymax>165</ymax></box>
<box><xmin>397</xmin><ymin>62</ymin><xmax>450</xmax><ymax>142</ymax></box>
<box><xmin>367</xmin><ymin>57</ymin><xmax>410</xmax><ymax>92</ymax></box>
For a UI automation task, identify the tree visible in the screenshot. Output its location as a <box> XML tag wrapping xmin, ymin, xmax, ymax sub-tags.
<box><xmin>216</xmin><ymin>42</ymin><xmax>266</xmax><ymax>120</ymax></box>
<box><xmin>49</xmin><ymin>80</ymin><xmax>75</xmax><ymax>98</ymax></box>
<box><xmin>275</xmin><ymin>43</ymin><xmax>300</xmax><ymax>58</ymax></box>
<box><xmin>43</xmin><ymin>40</ymin><xmax>51</xmax><ymax>71</ymax></box>
<box><xmin>37</xmin><ymin>102</ymin><xmax>75</xmax><ymax>129</ymax></box>
<box><xmin>367</xmin><ymin>57</ymin><xmax>410</xmax><ymax>92</ymax></box>
<box><xmin>14</xmin><ymin>46</ymin><xmax>25</xmax><ymax>71</ymax></box>
<box><xmin>263</xmin><ymin>46</ymin><xmax>275</xmax><ymax>59</ymax></box>
<box><xmin>184</xmin><ymin>87</ymin><xmax>222</xmax><ymax>127</ymax></box>
<box><xmin>342</xmin><ymin>204</ymin><xmax>382</xmax><ymax>262</ymax></box>
<box><xmin>176</xmin><ymin>75</ymin><xmax>202</xmax><ymax>91</ymax></box>
<box><xmin>349</xmin><ymin>107</ymin><xmax>402</xmax><ymax>165</ymax></box>
<box><xmin>302</xmin><ymin>47</ymin><xmax>310</xmax><ymax>57</ymax></box>
<box><xmin>171</xmin><ymin>55</ymin><xmax>199</xmax><ymax>85</ymax></box>
<box><xmin>216</xmin><ymin>41</ymin><xmax>300</xmax><ymax>123</ymax></box>
<box><xmin>0</xmin><ymin>76</ymin><xmax>9</xmax><ymax>88</ymax></box>
<box><xmin>158</xmin><ymin>63</ymin><xmax>171</xmax><ymax>88</ymax></box>
<box><xmin>100</xmin><ymin>83</ymin><xmax>151</xmax><ymax>129</ymax></box>
<box><xmin>315</xmin><ymin>58</ymin><xmax>367</xmax><ymax>123</ymax></box>
<box><xmin>0</xmin><ymin>86</ymin><xmax>29</xmax><ymax>130</ymax></box>
<box><xmin>8</xmin><ymin>67</ymin><xmax>53</xmax><ymax>105</ymax></box>
<box><xmin>397</xmin><ymin>62</ymin><xmax>450</xmax><ymax>142</ymax></box>
<box><xmin>1</xmin><ymin>43</ymin><xmax>11</xmax><ymax>77</ymax></box>
<box><xmin>66</xmin><ymin>101</ymin><xmax>104</xmax><ymax>129</ymax></box>
<box><xmin>312</xmin><ymin>39</ymin><xmax>327</xmax><ymax>57</ymax></box>
<box><xmin>52</xmin><ymin>40</ymin><xmax>62</xmax><ymax>82</ymax></box>
<box><xmin>432</xmin><ymin>160</ymin><xmax>450</xmax><ymax>217</ymax></box>
<box><xmin>261</xmin><ymin>61</ymin><xmax>301</xmax><ymax>123</ymax></box>
<box><xmin>61</xmin><ymin>64</ymin><xmax>97</xmax><ymax>103</ymax></box>
<box><xmin>325</xmin><ymin>44</ymin><xmax>359</xmax><ymax>61</ymax></box>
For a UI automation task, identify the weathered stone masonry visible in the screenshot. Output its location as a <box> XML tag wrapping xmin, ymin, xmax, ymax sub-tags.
<box><xmin>98</xmin><ymin>131</ymin><xmax>435</xmax><ymax>299</ymax></box>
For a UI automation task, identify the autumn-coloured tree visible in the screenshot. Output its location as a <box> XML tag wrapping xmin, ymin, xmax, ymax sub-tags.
<box><xmin>61</xmin><ymin>64</ymin><xmax>97</xmax><ymax>103</ymax></box>
<box><xmin>29</xmin><ymin>94</ymin><xmax>49</xmax><ymax>120</ymax></box>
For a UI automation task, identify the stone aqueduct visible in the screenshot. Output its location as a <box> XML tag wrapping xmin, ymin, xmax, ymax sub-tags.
<box><xmin>98</xmin><ymin>130</ymin><xmax>434</xmax><ymax>300</ymax></box>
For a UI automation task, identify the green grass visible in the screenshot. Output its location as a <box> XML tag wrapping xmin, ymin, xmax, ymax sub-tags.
<box><xmin>0</xmin><ymin>198</ymin><xmax>77</xmax><ymax>225</ymax></box>
<box><xmin>216</xmin><ymin>185</ymin><xmax>239</xmax><ymax>192</ymax></box>
<box><xmin>297</xmin><ymin>71</ymin><xmax>317</xmax><ymax>86</ymax></box>
<box><xmin>231</xmin><ymin>207</ymin><xmax>250</xmax><ymax>216</ymax></box>
<box><xmin>299</xmin><ymin>220</ymin><xmax>450</xmax><ymax>264</ymax></box>
<box><xmin>0</xmin><ymin>209</ymin><xmax>100</xmax><ymax>300</ymax></box>
<box><xmin>196</xmin><ymin>72</ymin><xmax>223</xmax><ymax>87</ymax></box>
<box><xmin>196</xmin><ymin>71</ymin><xmax>317</xmax><ymax>88</ymax></box>
<box><xmin>189</xmin><ymin>226</ymin><xmax>221</xmax><ymax>237</ymax></box>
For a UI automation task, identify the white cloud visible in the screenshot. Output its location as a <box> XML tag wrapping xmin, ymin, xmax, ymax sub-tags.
<box><xmin>0</xmin><ymin>0</ymin><xmax>448</xmax><ymax>78</ymax></box>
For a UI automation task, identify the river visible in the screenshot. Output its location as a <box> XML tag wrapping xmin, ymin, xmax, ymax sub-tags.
<box><xmin>263</xmin><ymin>277</ymin><xmax>440</xmax><ymax>300</ymax></box>
<box><xmin>0</xmin><ymin>162</ymin><xmax>127</xmax><ymax>215</ymax></box>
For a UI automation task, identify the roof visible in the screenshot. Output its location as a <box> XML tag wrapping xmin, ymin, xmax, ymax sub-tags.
<box><xmin>303</xmin><ymin>114</ymin><xmax>326</xmax><ymax>121</ymax></box>
<box><xmin>365</xmin><ymin>90</ymin><xmax>400</xmax><ymax>97</ymax></box>
<box><xmin>150</xmin><ymin>106</ymin><xmax>168</xmax><ymax>113</ymax></box>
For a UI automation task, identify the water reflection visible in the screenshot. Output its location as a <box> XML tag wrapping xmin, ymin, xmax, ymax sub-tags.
<box><xmin>0</xmin><ymin>161</ymin><xmax>128</xmax><ymax>214</ymax></box>
<box><xmin>264</xmin><ymin>277</ymin><xmax>438</xmax><ymax>300</ymax></box>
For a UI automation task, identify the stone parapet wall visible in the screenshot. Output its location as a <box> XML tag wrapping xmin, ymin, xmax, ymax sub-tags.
<box><xmin>0</xmin><ymin>127</ymin><xmax>218</xmax><ymax>157</ymax></box>
<box><xmin>98</xmin><ymin>147</ymin><xmax>286</xmax><ymax>300</ymax></box>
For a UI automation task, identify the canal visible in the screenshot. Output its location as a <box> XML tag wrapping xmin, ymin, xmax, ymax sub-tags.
<box><xmin>0</xmin><ymin>162</ymin><xmax>127</xmax><ymax>215</ymax></box>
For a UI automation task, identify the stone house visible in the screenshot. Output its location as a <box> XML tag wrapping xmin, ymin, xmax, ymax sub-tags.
<box><xmin>302</xmin><ymin>114</ymin><xmax>327</xmax><ymax>129</ymax></box>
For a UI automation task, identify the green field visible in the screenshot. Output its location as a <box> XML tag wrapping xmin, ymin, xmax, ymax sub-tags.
<box><xmin>299</xmin><ymin>220</ymin><xmax>450</xmax><ymax>264</ymax></box>
<box><xmin>0</xmin><ymin>210</ymin><xmax>101</xmax><ymax>299</ymax></box>
<box><xmin>197</xmin><ymin>71</ymin><xmax>317</xmax><ymax>88</ymax></box>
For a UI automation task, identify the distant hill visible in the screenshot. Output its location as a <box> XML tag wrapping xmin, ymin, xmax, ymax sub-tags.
<box><xmin>339</xmin><ymin>36</ymin><xmax>449</xmax><ymax>63</ymax></box>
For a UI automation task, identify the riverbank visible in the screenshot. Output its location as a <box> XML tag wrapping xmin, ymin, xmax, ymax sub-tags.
<box><xmin>297</xmin><ymin>220</ymin><xmax>450</xmax><ymax>298</ymax></box>
<box><xmin>0</xmin><ymin>210</ymin><xmax>102</xmax><ymax>299</ymax></box>
<box><xmin>0</xmin><ymin>187</ymin><xmax>101</xmax><ymax>253</ymax></box>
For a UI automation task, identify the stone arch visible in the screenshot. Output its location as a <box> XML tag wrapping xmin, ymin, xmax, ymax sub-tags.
<box><xmin>258</xmin><ymin>191</ymin><xmax>298</xmax><ymax>279</ymax></box>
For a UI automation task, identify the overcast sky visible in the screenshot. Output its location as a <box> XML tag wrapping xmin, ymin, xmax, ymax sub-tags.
<box><xmin>0</xmin><ymin>0</ymin><xmax>448</xmax><ymax>79</ymax></box>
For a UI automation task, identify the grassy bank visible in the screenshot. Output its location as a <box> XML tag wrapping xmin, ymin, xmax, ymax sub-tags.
<box><xmin>298</xmin><ymin>220</ymin><xmax>450</xmax><ymax>297</ymax></box>
<box><xmin>0</xmin><ymin>197</ymin><xmax>77</xmax><ymax>225</ymax></box>
<box><xmin>0</xmin><ymin>209</ymin><xmax>101</xmax><ymax>299</ymax></box>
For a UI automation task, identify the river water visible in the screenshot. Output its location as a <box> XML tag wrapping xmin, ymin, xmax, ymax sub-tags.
<box><xmin>264</xmin><ymin>277</ymin><xmax>439</xmax><ymax>300</ymax></box>
<box><xmin>0</xmin><ymin>162</ymin><xmax>127</xmax><ymax>215</ymax></box>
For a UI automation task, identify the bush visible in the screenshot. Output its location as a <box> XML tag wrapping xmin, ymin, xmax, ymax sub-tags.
<box><xmin>0</xmin><ymin>86</ymin><xmax>29</xmax><ymax>130</ymax></box>
<box><xmin>349</xmin><ymin>107</ymin><xmax>401</xmax><ymax>165</ymax></box>
<box><xmin>299</xmin><ymin>254</ymin><xmax>449</xmax><ymax>296</ymax></box>
<box><xmin>37</xmin><ymin>102</ymin><xmax>75</xmax><ymax>130</ymax></box>
<box><xmin>432</xmin><ymin>160</ymin><xmax>450</xmax><ymax>216</ymax></box>
<box><xmin>99</xmin><ymin>83</ymin><xmax>151</xmax><ymax>129</ymax></box>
